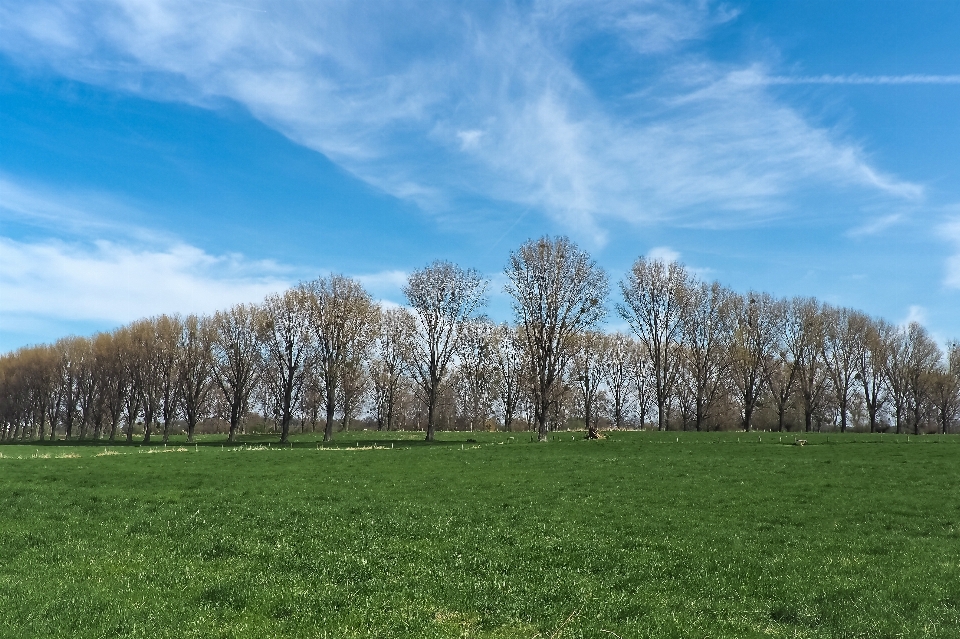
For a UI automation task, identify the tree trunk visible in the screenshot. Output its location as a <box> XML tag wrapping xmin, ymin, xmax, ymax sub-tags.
<box><xmin>536</xmin><ymin>390</ymin><xmax>549</xmax><ymax>442</ymax></box>
<box><xmin>324</xmin><ymin>403</ymin><xmax>335</xmax><ymax>443</ymax></box>
<box><xmin>323</xmin><ymin>381</ymin><xmax>336</xmax><ymax>442</ymax></box>
<box><xmin>426</xmin><ymin>385</ymin><xmax>437</xmax><ymax>442</ymax></box>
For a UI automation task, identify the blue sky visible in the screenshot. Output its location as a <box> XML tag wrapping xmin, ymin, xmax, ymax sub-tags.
<box><xmin>2</xmin><ymin>0</ymin><xmax>959</xmax><ymax>351</ymax></box>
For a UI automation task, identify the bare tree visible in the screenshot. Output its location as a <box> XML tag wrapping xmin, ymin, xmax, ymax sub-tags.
<box><xmin>211</xmin><ymin>304</ymin><xmax>263</xmax><ymax>443</ymax></box>
<box><xmin>370</xmin><ymin>307</ymin><xmax>410</xmax><ymax>432</ymax></box>
<box><xmin>885</xmin><ymin>327</ymin><xmax>912</xmax><ymax>434</ymax></box>
<box><xmin>338</xmin><ymin>356</ymin><xmax>368</xmax><ymax>431</ymax></box>
<box><xmin>618</xmin><ymin>257</ymin><xmax>689</xmax><ymax>431</ymax></box>
<box><xmin>903</xmin><ymin>322</ymin><xmax>942</xmax><ymax>434</ymax></box>
<box><xmin>120</xmin><ymin>327</ymin><xmax>144</xmax><ymax>443</ymax></box>
<box><xmin>58</xmin><ymin>336</ymin><xmax>92</xmax><ymax>440</ymax></box>
<box><xmin>180</xmin><ymin>314</ymin><xmax>215</xmax><ymax>442</ymax></box>
<box><xmin>791</xmin><ymin>298</ymin><xmax>829</xmax><ymax>433</ymax></box>
<box><xmin>27</xmin><ymin>345</ymin><xmax>63</xmax><ymax>441</ymax></box>
<box><xmin>931</xmin><ymin>342</ymin><xmax>960</xmax><ymax>434</ymax></box>
<box><xmin>72</xmin><ymin>337</ymin><xmax>96</xmax><ymax>440</ymax></box>
<box><xmin>306</xmin><ymin>275</ymin><xmax>378</xmax><ymax>442</ymax></box>
<box><xmin>100</xmin><ymin>329</ymin><xmax>129</xmax><ymax>442</ymax></box>
<box><xmin>571</xmin><ymin>330</ymin><xmax>605</xmax><ymax>438</ymax></box>
<box><xmin>488</xmin><ymin>323</ymin><xmax>524</xmax><ymax>431</ymax></box>
<box><xmin>857</xmin><ymin>317</ymin><xmax>893</xmax><ymax>433</ymax></box>
<box><xmin>765</xmin><ymin>302</ymin><xmax>801</xmax><ymax>433</ymax></box>
<box><xmin>91</xmin><ymin>331</ymin><xmax>124</xmax><ymax>440</ymax></box>
<box><xmin>405</xmin><ymin>261</ymin><xmax>487</xmax><ymax>441</ymax></box>
<box><xmin>682</xmin><ymin>281</ymin><xmax>737</xmax><ymax>431</ymax></box>
<box><xmin>601</xmin><ymin>333</ymin><xmax>634</xmax><ymax>429</ymax></box>
<box><xmin>259</xmin><ymin>287</ymin><xmax>314</xmax><ymax>444</ymax></box>
<box><xmin>821</xmin><ymin>307</ymin><xmax>868</xmax><ymax>432</ymax></box>
<box><xmin>505</xmin><ymin>236</ymin><xmax>607</xmax><ymax>442</ymax></box>
<box><xmin>156</xmin><ymin>315</ymin><xmax>184</xmax><ymax>444</ymax></box>
<box><xmin>128</xmin><ymin>319</ymin><xmax>165</xmax><ymax>444</ymax></box>
<box><xmin>730</xmin><ymin>293</ymin><xmax>783</xmax><ymax>431</ymax></box>
<box><xmin>457</xmin><ymin>318</ymin><xmax>497</xmax><ymax>432</ymax></box>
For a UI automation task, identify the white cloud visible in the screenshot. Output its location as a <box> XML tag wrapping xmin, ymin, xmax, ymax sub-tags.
<box><xmin>354</xmin><ymin>269</ymin><xmax>409</xmax><ymax>307</ymax></box>
<box><xmin>846</xmin><ymin>213</ymin><xmax>904</xmax><ymax>238</ymax></box>
<box><xmin>0</xmin><ymin>0</ymin><xmax>924</xmax><ymax>241</ymax></box>
<box><xmin>0</xmin><ymin>176</ymin><xmax>293</xmax><ymax>340</ymax></box>
<box><xmin>0</xmin><ymin>237</ymin><xmax>290</xmax><ymax>325</ymax></box>
<box><xmin>900</xmin><ymin>304</ymin><xmax>927</xmax><ymax>328</ymax></box>
<box><xmin>647</xmin><ymin>246</ymin><xmax>681</xmax><ymax>263</ymax></box>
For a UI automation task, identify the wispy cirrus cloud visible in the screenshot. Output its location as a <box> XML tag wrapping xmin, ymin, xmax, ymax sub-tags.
<box><xmin>744</xmin><ymin>74</ymin><xmax>960</xmax><ymax>85</ymax></box>
<box><xmin>846</xmin><ymin>213</ymin><xmax>905</xmax><ymax>238</ymax></box>
<box><xmin>0</xmin><ymin>0</ymin><xmax>926</xmax><ymax>243</ymax></box>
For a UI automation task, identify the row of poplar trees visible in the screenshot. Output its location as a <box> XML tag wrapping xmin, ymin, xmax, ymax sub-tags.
<box><xmin>2</xmin><ymin>237</ymin><xmax>959</xmax><ymax>443</ymax></box>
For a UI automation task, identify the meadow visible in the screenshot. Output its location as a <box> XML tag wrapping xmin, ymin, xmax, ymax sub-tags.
<box><xmin>1</xmin><ymin>431</ymin><xmax>959</xmax><ymax>638</ymax></box>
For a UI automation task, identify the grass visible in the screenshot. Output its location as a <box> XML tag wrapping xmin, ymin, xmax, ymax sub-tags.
<box><xmin>1</xmin><ymin>430</ymin><xmax>959</xmax><ymax>638</ymax></box>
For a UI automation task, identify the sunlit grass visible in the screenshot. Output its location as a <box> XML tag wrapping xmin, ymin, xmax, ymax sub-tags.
<box><xmin>2</xmin><ymin>431</ymin><xmax>959</xmax><ymax>638</ymax></box>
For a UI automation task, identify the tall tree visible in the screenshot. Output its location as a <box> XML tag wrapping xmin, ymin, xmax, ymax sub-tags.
<box><xmin>101</xmin><ymin>329</ymin><xmax>129</xmax><ymax>442</ymax></box>
<box><xmin>259</xmin><ymin>287</ymin><xmax>314</xmax><ymax>444</ymax></box>
<box><xmin>129</xmin><ymin>319</ymin><xmax>164</xmax><ymax>444</ymax></box>
<box><xmin>903</xmin><ymin>322</ymin><xmax>942</xmax><ymax>434</ymax></box>
<box><xmin>30</xmin><ymin>345</ymin><xmax>63</xmax><ymax>441</ymax></box>
<box><xmin>821</xmin><ymin>307</ymin><xmax>867</xmax><ymax>432</ymax></box>
<box><xmin>370</xmin><ymin>307</ymin><xmax>409</xmax><ymax>432</ymax></box>
<box><xmin>931</xmin><ymin>342</ymin><xmax>960</xmax><ymax>434</ymax></box>
<box><xmin>211</xmin><ymin>304</ymin><xmax>263</xmax><ymax>442</ymax></box>
<box><xmin>489</xmin><ymin>322</ymin><xmax>524</xmax><ymax>432</ymax></box>
<box><xmin>405</xmin><ymin>261</ymin><xmax>487</xmax><ymax>441</ymax></box>
<box><xmin>306</xmin><ymin>275</ymin><xmax>378</xmax><ymax>442</ymax></box>
<box><xmin>179</xmin><ymin>314</ymin><xmax>215</xmax><ymax>443</ymax></box>
<box><xmin>601</xmin><ymin>332</ymin><xmax>635</xmax><ymax>430</ymax></box>
<box><xmin>572</xmin><ymin>330</ymin><xmax>605</xmax><ymax>438</ymax></box>
<box><xmin>731</xmin><ymin>293</ymin><xmax>783</xmax><ymax>431</ymax></box>
<box><xmin>457</xmin><ymin>319</ymin><xmax>496</xmax><ymax>432</ymax></box>
<box><xmin>121</xmin><ymin>326</ymin><xmax>144</xmax><ymax>443</ymax></box>
<box><xmin>505</xmin><ymin>236</ymin><xmax>607</xmax><ymax>442</ymax></box>
<box><xmin>156</xmin><ymin>315</ymin><xmax>184</xmax><ymax>444</ymax></box>
<box><xmin>91</xmin><ymin>331</ymin><xmax>120</xmax><ymax>440</ymax></box>
<box><xmin>682</xmin><ymin>281</ymin><xmax>737</xmax><ymax>431</ymax></box>
<box><xmin>338</xmin><ymin>356</ymin><xmax>368</xmax><ymax>432</ymax></box>
<box><xmin>791</xmin><ymin>298</ymin><xmax>829</xmax><ymax>432</ymax></box>
<box><xmin>618</xmin><ymin>257</ymin><xmax>689</xmax><ymax>431</ymax></box>
<box><xmin>885</xmin><ymin>327</ymin><xmax>912</xmax><ymax>434</ymax></box>
<box><xmin>765</xmin><ymin>301</ymin><xmax>804</xmax><ymax>433</ymax></box>
<box><xmin>857</xmin><ymin>317</ymin><xmax>893</xmax><ymax>433</ymax></box>
<box><xmin>72</xmin><ymin>337</ymin><xmax>96</xmax><ymax>440</ymax></box>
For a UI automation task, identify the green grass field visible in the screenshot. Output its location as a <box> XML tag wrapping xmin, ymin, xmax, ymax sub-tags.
<box><xmin>2</xmin><ymin>431</ymin><xmax>959</xmax><ymax>638</ymax></box>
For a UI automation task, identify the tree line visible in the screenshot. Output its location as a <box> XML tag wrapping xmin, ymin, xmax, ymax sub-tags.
<box><xmin>2</xmin><ymin>236</ymin><xmax>959</xmax><ymax>443</ymax></box>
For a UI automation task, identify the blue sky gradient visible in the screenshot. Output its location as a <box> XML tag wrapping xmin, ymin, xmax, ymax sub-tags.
<box><xmin>2</xmin><ymin>0</ymin><xmax>959</xmax><ymax>351</ymax></box>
